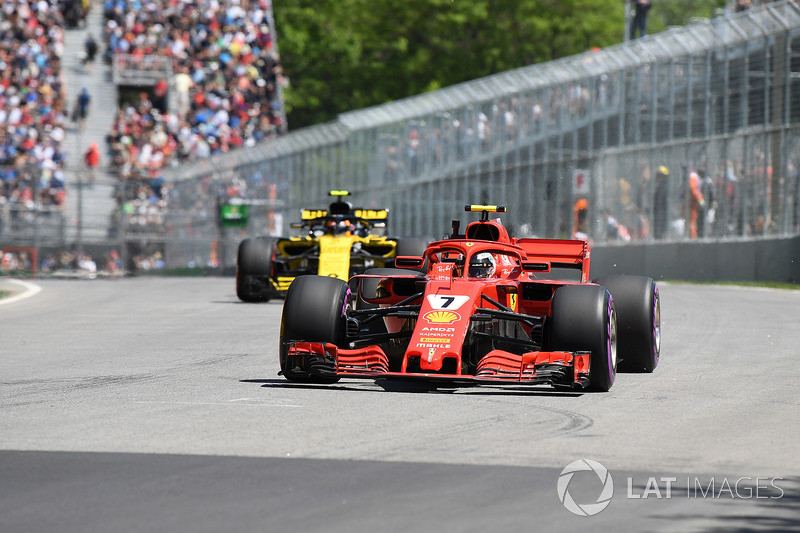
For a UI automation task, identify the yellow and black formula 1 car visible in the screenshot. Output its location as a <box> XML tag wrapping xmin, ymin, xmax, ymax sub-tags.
<box><xmin>236</xmin><ymin>191</ymin><xmax>428</xmax><ymax>302</ymax></box>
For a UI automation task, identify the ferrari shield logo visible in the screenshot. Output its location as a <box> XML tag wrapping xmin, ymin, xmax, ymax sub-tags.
<box><xmin>428</xmin><ymin>348</ymin><xmax>435</xmax><ymax>362</ymax></box>
<box><xmin>509</xmin><ymin>293</ymin><xmax>518</xmax><ymax>312</ymax></box>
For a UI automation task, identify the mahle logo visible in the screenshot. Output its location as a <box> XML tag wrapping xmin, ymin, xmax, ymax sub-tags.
<box><xmin>557</xmin><ymin>459</ymin><xmax>614</xmax><ymax>516</ymax></box>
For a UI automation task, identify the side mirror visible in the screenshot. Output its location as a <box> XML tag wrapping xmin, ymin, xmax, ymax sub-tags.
<box><xmin>395</xmin><ymin>256</ymin><xmax>425</xmax><ymax>269</ymax></box>
<box><xmin>522</xmin><ymin>261</ymin><xmax>551</xmax><ymax>273</ymax></box>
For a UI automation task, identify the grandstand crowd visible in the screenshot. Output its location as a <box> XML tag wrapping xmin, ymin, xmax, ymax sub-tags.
<box><xmin>104</xmin><ymin>0</ymin><xmax>287</xmax><ymax>237</ymax></box>
<box><xmin>104</xmin><ymin>0</ymin><xmax>289</xmax><ymax>244</ymax></box>
<box><xmin>0</xmin><ymin>0</ymin><xmax>69</xmax><ymax>214</ymax></box>
<box><xmin>1</xmin><ymin>0</ymin><xmax>287</xmax><ymax>270</ymax></box>
<box><xmin>103</xmin><ymin>0</ymin><xmax>286</xmax><ymax>176</ymax></box>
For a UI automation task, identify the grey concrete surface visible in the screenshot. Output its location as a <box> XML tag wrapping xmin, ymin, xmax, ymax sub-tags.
<box><xmin>0</xmin><ymin>278</ymin><xmax>798</xmax><ymax>532</ymax></box>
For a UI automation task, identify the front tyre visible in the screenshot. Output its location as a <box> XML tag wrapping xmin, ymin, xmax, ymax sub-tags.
<box><xmin>279</xmin><ymin>275</ymin><xmax>349</xmax><ymax>383</ymax></box>
<box><xmin>236</xmin><ymin>237</ymin><xmax>277</xmax><ymax>302</ymax></box>
<box><xmin>593</xmin><ymin>276</ymin><xmax>660</xmax><ymax>373</ymax></box>
<box><xmin>549</xmin><ymin>285</ymin><xmax>617</xmax><ymax>392</ymax></box>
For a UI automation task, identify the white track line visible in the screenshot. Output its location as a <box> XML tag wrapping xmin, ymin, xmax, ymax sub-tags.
<box><xmin>0</xmin><ymin>279</ymin><xmax>42</xmax><ymax>306</ymax></box>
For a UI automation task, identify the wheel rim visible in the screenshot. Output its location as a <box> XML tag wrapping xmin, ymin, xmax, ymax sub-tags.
<box><xmin>653</xmin><ymin>289</ymin><xmax>661</xmax><ymax>356</ymax></box>
<box><xmin>609</xmin><ymin>306</ymin><xmax>618</xmax><ymax>371</ymax></box>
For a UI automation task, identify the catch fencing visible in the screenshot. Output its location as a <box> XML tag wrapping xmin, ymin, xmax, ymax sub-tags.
<box><xmin>160</xmin><ymin>1</ymin><xmax>800</xmax><ymax>269</ymax></box>
<box><xmin>0</xmin><ymin>164</ymin><xmax>66</xmax><ymax>250</ymax></box>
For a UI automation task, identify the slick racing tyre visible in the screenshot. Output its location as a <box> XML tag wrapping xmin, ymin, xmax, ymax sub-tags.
<box><xmin>279</xmin><ymin>275</ymin><xmax>348</xmax><ymax>383</ymax></box>
<box><xmin>549</xmin><ymin>285</ymin><xmax>617</xmax><ymax>392</ymax></box>
<box><xmin>593</xmin><ymin>276</ymin><xmax>660</xmax><ymax>373</ymax></box>
<box><xmin>236</xmin><ymin>237</ymin><xmax>277</xmax><ymax>302</ymax></box>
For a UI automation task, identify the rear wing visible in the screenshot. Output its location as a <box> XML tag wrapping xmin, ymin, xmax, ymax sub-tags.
<box><xmin>300</xmin><ymin>208</ymin><xmax>389</xmax><ymax>221</ymax></box>
<box><xmin>516</xmin><ymin>238</ymin><xmax>591</xmax><ymax>283</ymax></box>
<box><xmin>294</xmin><ymin>207</ymin><xmax>390</xmax><ymax>234</ymax></box>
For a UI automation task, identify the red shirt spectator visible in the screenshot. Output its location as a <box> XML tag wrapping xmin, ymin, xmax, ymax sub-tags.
<box><xmin>84</xmin><ymin>142</ymin><xmax>100</xmax><ymax>168</ymax></box>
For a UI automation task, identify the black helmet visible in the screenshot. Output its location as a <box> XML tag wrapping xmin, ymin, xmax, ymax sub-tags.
<box><xmin>468</xmin><ymin>253</ymin><xmax>496</xmax><ymax>278</ymax></box>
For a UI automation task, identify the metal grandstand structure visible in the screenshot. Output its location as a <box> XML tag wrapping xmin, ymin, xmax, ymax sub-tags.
<box><xmin>156</xmin><ymin>1</ymin><xmax>800</xmax><ymax>269</ymax></box>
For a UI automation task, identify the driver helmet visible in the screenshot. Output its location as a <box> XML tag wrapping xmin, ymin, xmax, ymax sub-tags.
<box><xmin>468</xmin><ymin>252</ymin><xmax>496</xmax><ymax>278</ymax></box>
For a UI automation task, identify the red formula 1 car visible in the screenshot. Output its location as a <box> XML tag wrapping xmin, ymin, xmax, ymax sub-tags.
<box><xmin>279</xmin><ymin>205</ymin><xmax>661</xmax><ymax>392</ymax></box>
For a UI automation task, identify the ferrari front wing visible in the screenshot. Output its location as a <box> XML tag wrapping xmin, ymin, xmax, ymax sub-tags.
<box><xmin>284</xmin><ymin>342</ymin><xmax>591</xmax><ymax>389</ymax></box>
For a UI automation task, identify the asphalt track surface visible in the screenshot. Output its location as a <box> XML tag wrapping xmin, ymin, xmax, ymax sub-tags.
<box><xmin>1</xmin><ymin>277</ymin><xmax>798</xmax><ymax>533</ymax></box>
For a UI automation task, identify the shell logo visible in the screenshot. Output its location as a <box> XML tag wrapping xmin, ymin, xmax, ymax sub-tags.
<box><xmin>423</xmin><ymin>310</ymin><xmax>461</xmax><ymax>324</ymax></box>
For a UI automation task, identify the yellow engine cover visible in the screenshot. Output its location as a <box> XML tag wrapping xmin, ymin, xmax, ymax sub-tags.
<box><xmin>317</xmin><ymin>234</ymin><xmax>359</xmax><ymax>279</ymax></box>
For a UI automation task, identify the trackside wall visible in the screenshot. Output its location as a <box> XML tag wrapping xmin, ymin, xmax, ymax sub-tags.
<box><xmin>591</xmin><ymin>235</ymin><xmax>800</xmax><ymax>283</ymax></box>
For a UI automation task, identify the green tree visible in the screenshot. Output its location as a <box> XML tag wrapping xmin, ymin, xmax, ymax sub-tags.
<box><xmin>274</xmin><ymin>0</ymin><xmax>726</xmax><ymax>129</ymax></box>
<box><xmin>645</xmin><ymin>0</ymin><xmax>726</xmax><ymax>31</ymax></box>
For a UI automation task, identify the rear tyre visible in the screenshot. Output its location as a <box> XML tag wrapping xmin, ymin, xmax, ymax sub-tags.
<box><xmin>549</xmin><ymin>285</ymin><xmax>617</xmax><ymax>392</ymax></box>
<box><xmin>236</xmin><ymin>237</ymin><xmax>277</xmax><ymax>302</ymax></box>
<box><xmin>593</xmin><ymin>276</ymin><xmax>660</xmax><ymax>373</ymax></box>
<box><xmin>279</xmin><ymin>275</ymin><xmax>348</xmax><ymax>383</ymax></box>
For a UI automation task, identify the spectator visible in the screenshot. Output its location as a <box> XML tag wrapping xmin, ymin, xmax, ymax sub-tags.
<box><xmin>630</xmin><ymin>0</ymin><xmax>652</xmax><ymax>40</ymax></box>
<box><xmin>104</xmin><ymin>250</ymin><xmax>123</xmax><ymax>273</ymax></box>
<box><xmin>83</xmin><ymin>33</ymin><xmax>99</xmax><ymax>73</ymax></box>
<box><xmin>604</xmin><ymin>208</ymin><xmax>630</xmax><ymax>242</ymax></box>
<box><xmin>724</xmin><ymin>159</ymin><xmax>740</xmax><ymax>234</ymax></box>
<box><xmin>736</xmin><ymin>0</ymin><xmax>752</xmax><ymax>12</ymax></box>
<box><xmin>152</xmin><ymin>78</ymin><xmax>169</xmax><ymax>112</ymax></box>
<box><xmin>77</xmin><ymin>254</ymin><xmax>98</xmax><ymax>277</ymax></box>
<box><xmin>84</xmin><ymin>142</ymin><xmax>100</xmax><ymax>187</ymax></box>
<box><xmin>684</xmin><ymin>164</ymin><xmax>706</xmax><ymax>239</ymax></box>
<box><xmin>572</xmin><ymin>198</ymin><xmax>590</xmax><ymax>241</ymax></box>
<box><xmin>40</xmin><ymin>255</ymin><xmax>57</xmax><ymax>272</ymax></box>
<box><xmin>788</xmin><ymin>159</ymin><xmax>799</xmax><ymax>233</ymax></box>
<box><xmin>74</xmin><ymin>88</ymin><xmax>91</xmax><ymax>130</ymax></box>
<box><xmin>474</xmin><ymin>112</ymin><xmax>490</xmax><ymax>152</ymax></box>
<box><xmin>63</xmin><ymin>0</ymin><xmax>85</xmax><ymax>28</ymax></box>
<box><xmin>699</xmin><ymin>167</ymin><xmax>716</xmax><ymax>237</ymax></box>
<box><xmin>634</xmin><ymin>206</ymin><xmax>650</xmax><ymax>241</ymax></box>
<box><xmin>173</xmin><ymin>66</ymin><xmax>194</xmax><ymax>116</ymax></box>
